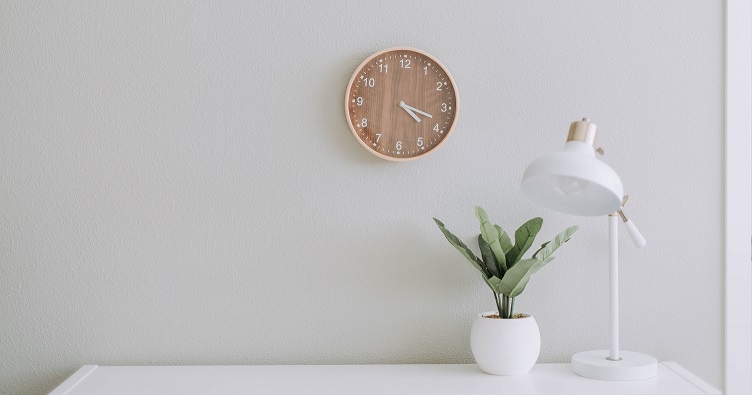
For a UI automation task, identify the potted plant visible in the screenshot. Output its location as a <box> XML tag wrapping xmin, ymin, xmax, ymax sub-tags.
<box><xmin>433</xmin><ymin>207</ymin><xmax>578</xmax><ymax>375</ymax></box>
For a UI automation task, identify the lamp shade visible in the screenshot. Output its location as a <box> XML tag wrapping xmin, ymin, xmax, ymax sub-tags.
<box><xmin>521</xmin><ymin>140</ymin><xmax>623</xmax><ymax>216</ymax></box>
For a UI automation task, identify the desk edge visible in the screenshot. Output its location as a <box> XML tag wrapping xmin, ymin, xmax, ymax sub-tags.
<box><xmin>45</xmin><ymin>363</ymin><xmax>722</xmax><ymax>395</ymax></box>
<box><xmin>662</xmin><ymin>362</ymin><xmax>722</xmax><ymax>395</ymax></box>
<box><xmin>48</xmin><ymin>365</ymin><xmax>98</xmax><ymax>395</ymax></box>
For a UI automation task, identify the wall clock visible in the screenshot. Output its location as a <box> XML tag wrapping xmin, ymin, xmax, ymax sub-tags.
<box><xmin>344</xmin><ymin>47</ymin><xmax>459</xmax><ymax>161</ymax></box>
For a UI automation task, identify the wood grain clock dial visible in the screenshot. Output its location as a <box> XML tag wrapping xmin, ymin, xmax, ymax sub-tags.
<box><xmin>345</xmin><ymin>47</ymin><xmax>459</xmax><ymax>161</ymax></box>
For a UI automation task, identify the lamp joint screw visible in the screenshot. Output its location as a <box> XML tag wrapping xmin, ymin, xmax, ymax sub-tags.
<box><xmin>596</xmin><ymin>147</ymin><xmax>605</xmax><ymax>156</ymax></box>
<box><xmin>618</xmin><ymin>195</ymin><xmax>630</xmax><ymax>222</ymax></box>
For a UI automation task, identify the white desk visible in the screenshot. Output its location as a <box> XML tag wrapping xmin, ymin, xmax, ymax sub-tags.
<box><xmin>50</xmin><ymin>363</ymin><xmax>720</xmax><ymax>395</ymax></box>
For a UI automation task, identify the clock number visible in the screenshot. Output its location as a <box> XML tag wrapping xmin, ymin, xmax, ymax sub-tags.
<box><xmin>356</xmin><ymin>97</ymin><xmax>363</xmax><ymax>106</ymax></box>
<box><xmin>423</xmin><ymin>66</ymin><xmax>428</xmax><ymax>75</ymax></box>
<box><xmin>379</xmin><ymin>63</ymin><xmax>388</xmax><ymax>73</ymax></box>
<box><xmin>364</xmin><ymin>78</ymin><xmax>375</xmax><ymax>88</ymax></box>
<box><xmin>400</xmin><ymin>59</ymin><xmax>411</xmax><ymax>69</ymax></box>
<box><xmin>376</xmin><ymin>133</ymin><xmax>382</xmax><ymax>142</ymax></box>
<box><xmin>436</xmin><ymin>82</ymin><xmax>443</xmax><ymax>91</ymax></box>
<box><xmin>396</xmin><ymin>141</ymin><xmax>403</xmax><ymax>151</ymax></box>
<box><xmin>361</xmin><ymin>118</ymin><xmax>367</xmax><ymax>127</ymax></box>
<box><xmin>441</xmin><ymin>103</ymin><xmax>448</xmax><ymax>112</ymax></box>
<box><xmin>433</xmin><ymin>124</ymin><xmax>440</xmax><ymax>133</ymax></box>
<box><xmin>417</xmin><ymin>137</ymin><xmax>424</xmax><ymax>147</ymax></box>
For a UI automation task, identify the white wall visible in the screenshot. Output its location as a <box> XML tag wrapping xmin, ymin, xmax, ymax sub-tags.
<box><xmin>0</xmin><ymin>1</ymin><xmax>724</xmax><ymax>393</ymax></box>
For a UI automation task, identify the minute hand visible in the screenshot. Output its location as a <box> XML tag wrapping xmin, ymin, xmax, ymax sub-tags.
<box><xmin>402</xmin><ymin>103</ymin><xmax>432</xmax><ymax>118</ymax></box>
<box><xmin>399</xmin><ymin>102</ymin><xmax>421</xmax><ymax>122</ymax></box>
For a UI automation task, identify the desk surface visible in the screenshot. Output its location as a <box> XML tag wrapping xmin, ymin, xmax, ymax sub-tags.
<box><xmin>50</xmin><ymin>363</ymin><xmax>720</xmax><ymax>395</ymax></box>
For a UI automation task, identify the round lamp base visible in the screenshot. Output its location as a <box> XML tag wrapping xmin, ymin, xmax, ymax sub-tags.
<box><xmin>571</xmin><ymin>350</ymin><xmax>657</xmax><ymax>381</ymax></box>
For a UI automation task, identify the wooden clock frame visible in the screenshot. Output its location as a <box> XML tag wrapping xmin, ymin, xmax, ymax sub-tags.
<box><xmin>344</xmin><ymin>47</ymin><xmax>459</xmax><ymax>162</ymax></box>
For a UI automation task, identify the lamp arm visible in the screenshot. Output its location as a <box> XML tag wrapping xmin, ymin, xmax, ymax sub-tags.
<box><xmin>617</xmin><ymin>209</ymin><xmax>647</xmax><ymax>248</ymax></box>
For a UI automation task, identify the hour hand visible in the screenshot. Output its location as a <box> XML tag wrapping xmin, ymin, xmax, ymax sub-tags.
<box><xmin>399</xmin><ymin>101</ymin><xmax>421</xmax><ymax>122</ymax></box>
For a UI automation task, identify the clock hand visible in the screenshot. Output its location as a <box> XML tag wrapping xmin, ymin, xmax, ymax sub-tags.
<box><xmin>402</xmin><ymin>103</ymin><xmax>433</xmax><ymax>119</ymax></box>
<box><xmin>399</xmin><ymin>101</ymin><xmax>422</xmax><ymax>122</ymax></box>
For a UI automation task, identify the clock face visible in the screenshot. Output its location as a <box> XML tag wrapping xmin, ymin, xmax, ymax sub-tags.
<box><xmin>344</xmin><ymin>48</ymin><xmax>458</xmax><ymax>161</ymax></box>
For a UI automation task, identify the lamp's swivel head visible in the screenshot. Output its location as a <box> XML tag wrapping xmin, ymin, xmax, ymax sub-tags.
<box><xmin>520</xmin><ymin>118</ymin><xmax>624</xmax><ymax>216</ymax></box>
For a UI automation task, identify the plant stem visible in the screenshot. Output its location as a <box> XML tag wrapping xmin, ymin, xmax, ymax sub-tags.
<box><xmin>493</xmin><ymin>292</ymin><xmax>502</xmax><ymax>317</ymax></box>
<box><xmin>501</xmin><ymin>295</ymin><xmax>510</xmax><ymax>319</ymax></box>
<box><xmin>509</xmin><ymin>298</ymin><xmax>515</xmax><ymax>318</ymax></box>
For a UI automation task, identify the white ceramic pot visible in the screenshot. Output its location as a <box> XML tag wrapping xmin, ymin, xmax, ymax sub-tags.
<box><xmin>470</xmin><ymin>312</ymin><xmax>541</xmax><ymax>375</ymax></box>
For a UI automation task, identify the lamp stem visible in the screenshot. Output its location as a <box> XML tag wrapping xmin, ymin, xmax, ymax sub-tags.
<box><xmin>608</xmin><ymin>214</ymin><xmax>621</xmax><ymax>361</ymax></box>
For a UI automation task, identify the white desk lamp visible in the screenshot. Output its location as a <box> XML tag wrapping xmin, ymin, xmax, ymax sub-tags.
<box><xmin>521</xmin><ymin>118</ymin><xmax>657</xmax><ymax>381</ymax></box>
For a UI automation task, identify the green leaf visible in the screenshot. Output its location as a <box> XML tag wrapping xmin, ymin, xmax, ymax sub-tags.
<box><xmin>494</xmin><ymin>225</ymin><xmax>514</xmax><ymax>254</ymax></box>
<box><xmin>433</xmin><ymin>218</ymin><xmax>489</xmax><ymax>276</ymax></box>
<box><xmin>478</xmin><ymin>235</ymin><xmax>502</xmax><ymax>278</ymax></box>
<box><xmin>482</xmin><ymin>273</ymin><xmax>504</xmax><ymax>294</ymax></box>
<box><xmin>474</xmin><ymin>207</ymin><xmax>508</xmax><ymax>272</ymax></box>
<box><xmin>505</xmin><ymin>217</ymin><xmax>543</xmax><ymax>267</ymax></box>
<box><xmin>499</xmin><ymin>257</ymin><xmax>555</xmax><ymax>298</ymax></box>
<box><xmin>532</xmin><ymin>225</ymin><xmax>579</xmax><ymax>261</ymax></box>
<box><xmin>531</xmin><ymin>241</ymin><xmax>550</xmax><ymax>259</ymax></box>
